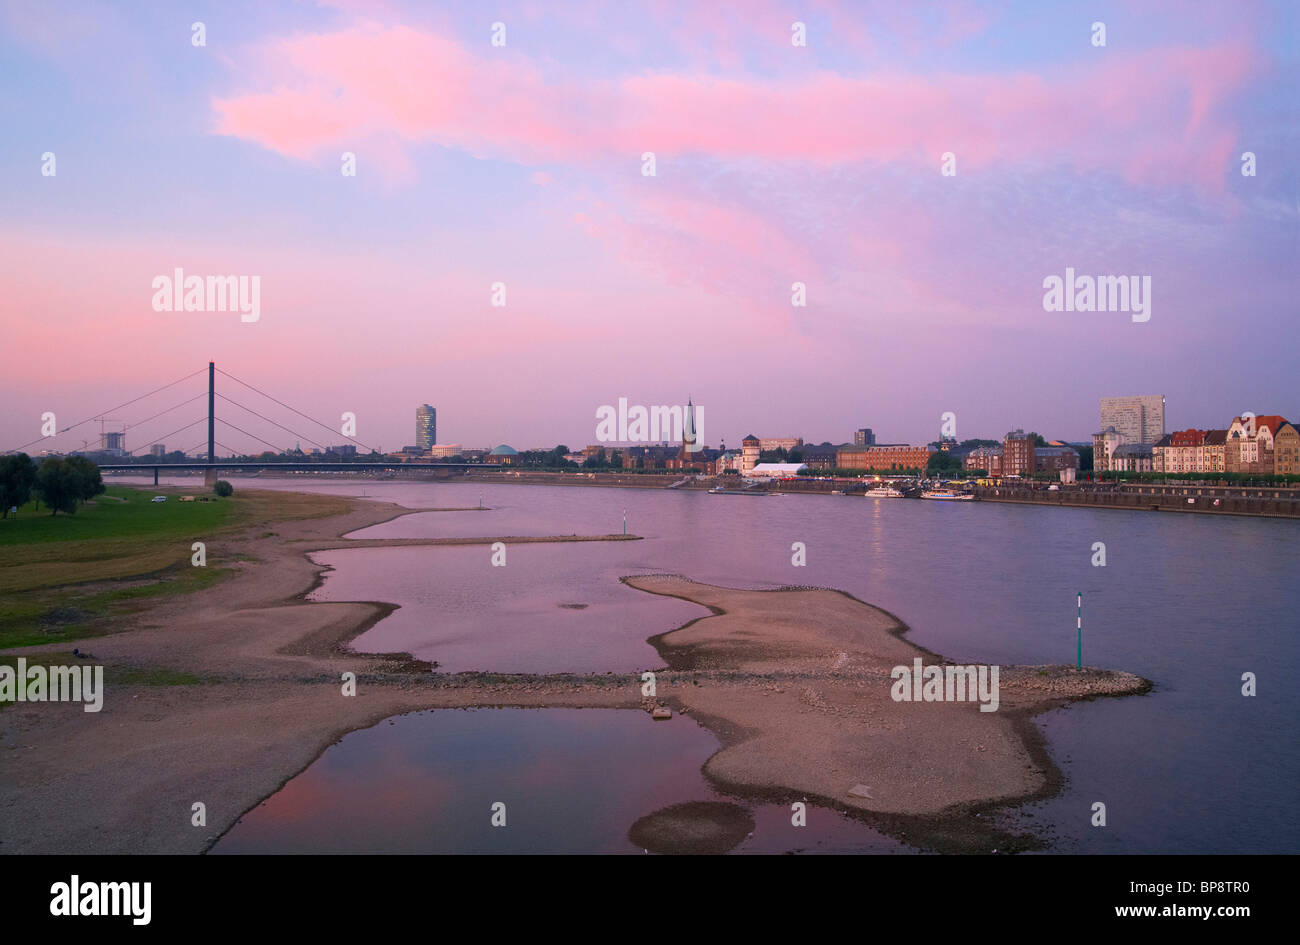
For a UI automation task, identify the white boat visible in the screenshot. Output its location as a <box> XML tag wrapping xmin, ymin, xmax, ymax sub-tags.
<box><xmin>921</xmin><ymin>489</ymin><xmax>976</xmax><ymax>500</ymax></box>
<box><xmin>864</xmin><ymin>487</ymin><xmax>904</xmax><ymax>498</ymax></box>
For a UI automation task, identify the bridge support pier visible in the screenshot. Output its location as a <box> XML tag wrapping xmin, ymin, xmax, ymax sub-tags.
<box><xmin>153</xmin><ymin>467</ymin><xmax>159</xmax><ymax>486</ymax></box>
<box><xmin>204</xmin><ymin>468</ymin><xmax>217</xmax><ymax>489</ymax></box>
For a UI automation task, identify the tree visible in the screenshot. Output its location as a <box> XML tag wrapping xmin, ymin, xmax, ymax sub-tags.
<box><xmin>1026</xmin><ymin>432</ymin><xmax>1048</xmax><ymax>447</ymax></box>
<box><xmin>0</xmin><ymin>453</ymin><xmax>37</xmax><ymax>518</ymax></box>
<box><xmin>64</xmin><ymin>455</ymin><xmax>105</xmax><ymax>506</ymax></box>
<box><xmin>927</xmin><ymin>451</ymin><xmax>963</xmax><ymax>473</ymax></box>
<box><xmin>34</xmin><ymin>458</ymin><xmax>78</xmax><ymax>515</ymax></box>
<box><xmin>214</xmin><ymin>480</ymin><xmax>234</xmax><ymax>497</ymax></box>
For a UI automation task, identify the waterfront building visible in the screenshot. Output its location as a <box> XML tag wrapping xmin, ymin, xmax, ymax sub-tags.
<box><xmin>758</xmin><ymin>437</ymin><xmax>803</xmax><ymax>452</ymax></box>
<box><xmin>715</xmin><ymin>450</ymin><xmax>743</xmax><ymax>473</ymax></box>
<box><xmin>1274</xmin><ymin>422</ymin><xmax>1300</xmax><ymax>475</ymax></box>
<box><xmin>1002</xmin><ymin>430</ymin><xmax>1036</xmax><ymax>476</ymax></box>
<box><xmin>797</xmin><ymin>444</ymin><xmax>843</xmax><ymax>470</ymax></box>
<box><xmin>1226</xmin><ymin>415</ymin><xmax>1287</xmax><ymax>474</ymax></box>
<box><xmin>665</xmin><ymin>447</ymin><xmax>721</xmax><ymax>475</ymax></box>
<box><xmin>416</xmin><ymin>405</ymin><xmax>437</xmax><ymax>450</ymax></box>
<box><xmin>1157</xmin><ymin>429</ymin><xmax>1205</xmax><ymax>474</ymax></box>
<box><xmin>1100</xmin><ymin>395</ymin><xmax>1165</xmax><ymax>445</ymax></box>
<box><xmin>623</xmin><ymin>444</ymin><xmax>679</xmax><ymax>469</ymax></box>
<box><xmin>1034</xmin><ymin>445</ymin><xmax>1078</xmax><ymax>472</ymax></box>
<box><xmin>325</xmin><ymin>444</ymin><xmax>357</xmax><ymax>456</ymax></box>
<box><xmin>485</xmin><ymin>444</ymin><xmax>518</xmax><ymax>465</ymax></box>
<box><xmin>428</xmin><ymin>444</ymin><xmax>464</xmax><ymax>458</ymax></box>
<box><xmin>741</xmin><ymin>434</ymin><xmax>761</xmax><ymax>475</ymax></box>
<box><xmin>1092</xmin><ymin>427</ymin><xmax>1126</xmax><ymax>473</ymax></box>
<box><xmin>1201</xmin><ymin>430</ymin><xmax>1228</xmax><ymax>473</ymax></box>
<box><xmin>964</xmin><ymin>445</ymin><xmax>1002</xmax><ymax>476</ymax></box>
<box><xmin>149</xmin><ymin>443</ymin><xmax>166</xmax><ymax>457</ymax></box>
<box><xmin>854</xmin><ymin>428</ymin><xmax>876</xmax><ymax>447</ymax></box>
<box><xmin>1111</xmin><ymin>443</ymin><xmax>1154</xmax><ymax>472</ymax></box>
<box><xmin>1152</xmin><ymin>433</ymin><xmax>1174</xmax><ymax>473</ymax></box>
<box><xmin>835</xmin><ymin>444</ymin><xmax>933</xmax><ymax>472</ymax></box>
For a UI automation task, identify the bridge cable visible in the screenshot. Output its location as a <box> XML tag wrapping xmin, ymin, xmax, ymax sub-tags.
<box><xmin>125</xmin><ymin>417</ymin><xmax>209</xmax><ymax>456</ymax></box>
<box><xmin>1</xmin><ymin>368</ymin><xmax>207</xmax><ymax>454</ymax></box>
<box><xmin>215</xmin><ymin>418</ymin><xmax>288</xmax><ymax>456</ymax></box>
<box><xmin>120</xmin><ymin>391</ymin><xmax>209</xmax><ymax>433</ymax></box>
<box><xmin>213</xmin><ymin>393</ymin><xmax>328</xmax><ymax>452</ymax></box>
<box><xmin>214</xmin><ymin>368</ymin><xmax>379</xmax><ymax>453</ymax></box>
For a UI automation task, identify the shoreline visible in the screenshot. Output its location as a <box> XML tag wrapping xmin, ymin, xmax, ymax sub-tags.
<box><xmin>124</xmin><ymin>470</ymin><xmax>1300</xmax><ymax>519</ymax></box>
<box><xmin>1</xmin><ymin>488</ymin><xmax>1149</xmax><ymax>855</ymax></box>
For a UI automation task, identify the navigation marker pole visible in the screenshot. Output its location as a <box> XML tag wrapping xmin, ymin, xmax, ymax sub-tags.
<box><xmin>1077</xmin><ymin>592</ymin><xmax>1082</xmax><ymax>670</ymax></box>
<box><xmin>623</xmin><ymin>509</ymin><xmax>627</xmax><ymax>535</ymax></box>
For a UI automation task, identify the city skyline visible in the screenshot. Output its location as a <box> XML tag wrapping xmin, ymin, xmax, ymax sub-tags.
<box><xmin>8</xmin><ymin>368</ymin><xmax>1296</xmax><ymax>460</ymax></box>
<box><xmin>1</xmin><ymin>1</ymin><xmax>1295</xmax><ymax>454</ymax></box>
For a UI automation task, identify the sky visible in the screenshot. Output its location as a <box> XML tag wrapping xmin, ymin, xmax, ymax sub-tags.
<box><xmin>0</xmin><ymin>0</ymin><xmax>1296</xmax><ymax>456</ymax></box>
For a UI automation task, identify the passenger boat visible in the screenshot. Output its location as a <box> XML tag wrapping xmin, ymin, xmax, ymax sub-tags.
<box><xmin>863</xmin><ymin>486</ymin><xmax>904</xmax><ymax>497</ymax></box>
<box><xmin>920</xmin><ymin>489</ymin><xmax>976</xmax><ymax>500</ymax></box>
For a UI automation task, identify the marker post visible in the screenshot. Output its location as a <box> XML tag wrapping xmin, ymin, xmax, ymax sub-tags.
<box><xmin>1076</xmin><ymin>592</ymin><xmax>1082</xmax><ymax>669</ymax></box>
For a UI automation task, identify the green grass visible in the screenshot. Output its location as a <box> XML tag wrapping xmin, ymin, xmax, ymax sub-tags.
<box><xmin>0</xmin><ymin>483</ymin><xmax>354</xmax><ymax>651</ymax></box>
<box><xmin>0</xmin><ymin>485</ymin><xmax>231</xmax><ymax>546</ymax></box>
<box><xmin>0</xmin><ymin>566</ymin><xmax>228</xmax><ymax>649</ymax></box>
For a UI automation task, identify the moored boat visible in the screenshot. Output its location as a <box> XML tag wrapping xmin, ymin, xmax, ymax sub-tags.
<box><xmin>863</xmin><ymin>487</ymin><xmax>904</xmax><ymax>497</ymax></box>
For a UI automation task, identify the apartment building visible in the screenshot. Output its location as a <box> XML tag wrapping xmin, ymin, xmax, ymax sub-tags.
<box><xmin>836</xmin><ymin>444</ymin><xmax>934</xmax><ymax>471</ymax></box>
<box><xmin>1002</xmin><ymin>430</ymin><xmax>1036</xmax><ymax>476</ymax></box>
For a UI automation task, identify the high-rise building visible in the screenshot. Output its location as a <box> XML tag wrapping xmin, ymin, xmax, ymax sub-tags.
<box><xmin>101</xmin><ymin>432</ymin><xmax>125</xmax><ymax>455</ymax></box>
<box><xmin>1100</xmin><ymin>395</ymin><xmax>1165</xmax><ymax>445</ymax></box>
<box><xmin>1002</xmin><ymin>429</ymin><xmax>1036</xmax><ymax>476</ymax></box>
<box><xmin>150</xmin><ymin>443</ymin><xmax>166</xmax><ymax>457</ymax></box>
<box><xmin>415</xmin><ymin>405</ymin><xmax>437</xmax><ymax>451</ymax></box>
<box><xmin>854</xmin><ymin>428</ymin><xmax>875</xmax><ymax>446</ymax></box>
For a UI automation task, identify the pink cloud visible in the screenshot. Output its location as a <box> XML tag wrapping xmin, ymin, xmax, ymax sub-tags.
<box><xmin>212</xmin><ymin>23</ymin><xmax>1255</xmax><ymax>193</ymax></box>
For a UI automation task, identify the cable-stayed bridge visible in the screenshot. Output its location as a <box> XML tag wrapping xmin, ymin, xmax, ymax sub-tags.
<box><xmin>3</xmin><ymin>362</ymin><xmax>476</xmax><ymax>484</ymax></box>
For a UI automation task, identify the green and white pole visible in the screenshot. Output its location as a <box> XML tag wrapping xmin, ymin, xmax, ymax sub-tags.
<box><xmin>1076</xmin><ymin>592</ymin><xmax>1082</xmax><ymax>669</ymax></box>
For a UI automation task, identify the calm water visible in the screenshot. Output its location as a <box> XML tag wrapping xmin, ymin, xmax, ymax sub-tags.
<box><xmin>213</xmin><ymin>708</ymin><xmax>900</xmax><ymax>854</ymax></box>
<box><xmin>123</xmin><ymin>476</ymin><xmax>1300</xmax><ymax>853</ymax></box>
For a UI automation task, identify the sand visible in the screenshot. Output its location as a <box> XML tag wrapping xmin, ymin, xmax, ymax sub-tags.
<box><xmin>0</xmin><ymin>491</ymin><xmax>1148</xmax><ymax>854</ymax></box>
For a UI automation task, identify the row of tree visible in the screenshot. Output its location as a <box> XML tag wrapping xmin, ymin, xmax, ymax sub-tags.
<box><xmin>0</xmin><ymin>454</ymin><xmax>105</xmax><ymax>517</ymax></box>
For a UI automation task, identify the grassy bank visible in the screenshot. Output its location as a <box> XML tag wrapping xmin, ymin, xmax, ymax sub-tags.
<box><xmin>0</xmin><ymin>484</ymin><xmax>353</xmax><ymax>649</ymax></box>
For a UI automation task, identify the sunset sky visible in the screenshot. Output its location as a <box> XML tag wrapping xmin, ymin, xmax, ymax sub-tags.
<box><xmin>1</xmin><ymin>0</ymin><xmax>1295</xmax><ymax>455</ymax></box>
